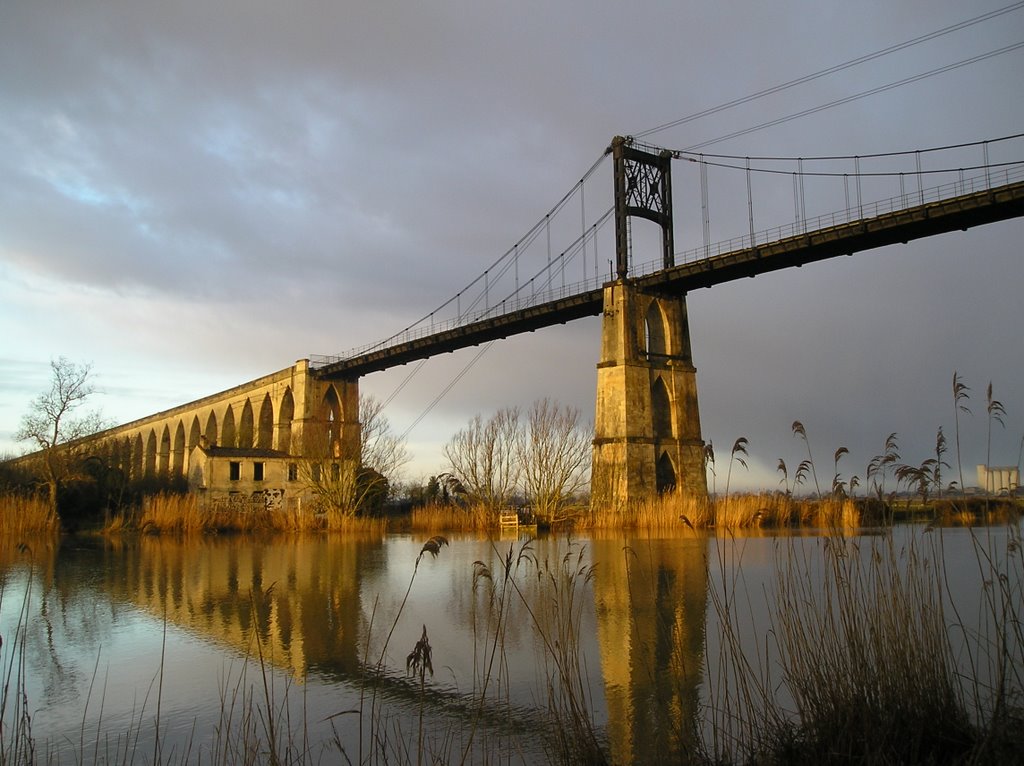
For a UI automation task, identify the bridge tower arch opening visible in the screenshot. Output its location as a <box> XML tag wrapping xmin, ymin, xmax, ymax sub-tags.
<box><xmin>276</xmin><ymin>388</ymin><xmax>295</xmax><ymax>453</ymax></box>
<box><xmin>172</xmin><ymin>421</ymin><xmax>186</xmax><ymax>478</ymax></box>
<box><xmin>145</xmin><ymin>429</ymin><xmax>157</xmax><ymax>478</ymax></box>
<box><xmin>221</xmin><ymin>406</ymin><xmax>236</xmax><ymax>448</ymax></box>
<box><xmin>651</xmin><ymin>376</ymin><xmax>673</xmax><ymax>439</ymax></box>
<box><xmin>592</xmin><ymin>137</ymin><xmax>707</xmax><ymax>508</ymax></box>
<box><xmin>257</xmin><ymin>394</ymin><xmax>274</xmax><ymax>449</ymax></box>
<box><xmin>188</xmin><ymin>416</ymin><xmax>202</xmax><ymax>453</ymax></box>
<box><xmin>304</xmin><ymin>379</ymin><xmax>361</xmax><ymax>469</ymax></box>
<box><xmin>318</xmin><ymin>386</ymin><xmax>342</xmax><ymax>458</ymax></box>
<box><xmin>656</xmin><ymin>450</ymin><xmax>677</xmax><ymax>494</ymax></box>
<box><xmin>645</xmin><ymin>301</ymin><xmax>669</xmax><ymax>358</ymax></box>
<box><xmin>131</xmin><ymin>434</ymin><xmax>143</xmax><ymax>480</ymax></box>
<box><xmin>238</xmin><ymin>399</ymin><xmax>255</xmax><ymax>449</ymax></box>
<box><xmin>204</xmin><ymin>411</ymin><xmax>218</xmax><ymax>445</ymax></box>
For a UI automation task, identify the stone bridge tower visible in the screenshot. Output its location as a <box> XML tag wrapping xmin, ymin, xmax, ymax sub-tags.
<box><xmin>591</xmin><ymin>138</ymin><xmax>707</xmax><ymax>507</ymax></box>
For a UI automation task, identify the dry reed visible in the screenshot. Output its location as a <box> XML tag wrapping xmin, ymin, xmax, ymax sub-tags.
<box><xmin>581</xmin><ymin>493</ymin><xmax>860</xmax><ymax>528</ymax></box>
<box><xmin>712</xmin><ymin>494</ymin><xmax>862</xmax><ymax>529</ymax></box>
<box><xmin>409</xmin><ymin>502</ymin><xmax>501</xmax><ymax>532</ymax></box>
<box><xmin>768</xmin><ymin>534</ymin><xmax>974</xmax><ymax>762</ymax></box>
<box><xmin>705</xmin><ymin>528</ymin><xmax>1024</xmax><ymax>763</ymax></box>
<box><xmin>133</xmin><ymin>492</ymin><xmax>386</xmax><ymax>535</ymax></box>
<box><xmin>582</xmin><ymin>489</ymin><xmax>713</xmax><ymax>530</ymax></box>
<box><xmin>583</xmin><ymin>492</ymin><xmax>863</xmax><ymax>531</ymax></box>
<box><xmin>467</xmin><ymin>538</ymin><xmax>607</xmax><ymax>764</ymax></box>
<box><xmin>0</xmin><ymin>493</ymin><xmax>60</xmax><ymax>537</ymax></box>
<box><xmin>711</xmin><ymin>493</ymin><xmax>785</xmax><ymax>529</ymax></box>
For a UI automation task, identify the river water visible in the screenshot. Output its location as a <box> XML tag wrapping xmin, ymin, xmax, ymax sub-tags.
<box><xmin>1</xmin><ymin>523</ymin><xmax>1020</xmax><ymax>764</ymax></box>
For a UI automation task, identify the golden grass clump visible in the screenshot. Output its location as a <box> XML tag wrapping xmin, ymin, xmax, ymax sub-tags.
<box><xmin>409</xmin><ymin>501</ymin><xmax>500</xmax><ymax>532</ymax></box>
<box><xmin>584</xmin><ymin>489</ymin><xmax>713</xmax><ymax>530</ymax></box>
<box><xmin>320</xmin><ymin>509</ymin><xmax>387</xmax><ymax>534</ymax></box>
<box><xmin>712</xmin><ymin>494</ymin><xmax>862</xmax><ymax>530</ymax></box>
<box><xmin>134</xmin><ymin>492</ymin><xmax>386</xmax><ymax>534</ymax></box>
<box><xmin>712</xmin><ymin>493</ymin><xmax>785</xmax><ymax>529</ymax></box>
<box><xmin>0</xmin><ymin>493</ymin><xmax>60</xmax><ymax>537</ymax></box>
<box><xmin>806</xmin><ymin>497</ymin><xmax>861</xmax><ymax>529</ymax></box>
<box><xmin>585</xmin><ymin>492</ymin><xmax>863</xmax><ymax>531</ymax></box>
<box><xmin>138</xmin><ymin>492</ymin><xmax>204</xmax><ymax>533</ymax></box>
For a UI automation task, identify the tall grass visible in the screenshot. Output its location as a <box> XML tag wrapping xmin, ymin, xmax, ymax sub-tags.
<box><xmin>466</xmin><ymin>539</ymin><xmax>607</xmax><ymax>764</ymax></box>
<box><xmin>0</xmin><ymin>560</ymin><xmax>37</xmax><ymax>764</ymax></box>
<box><xmin>774</xmin><ymin>535</ymin><xmax>970</xmax><ymax>761</ymax></box>
<box><xmin>583</xmin><ymin>489</ymin><xmax>712</xmax><ymax>529</ymax></box>
<box><xmin>132</xmin><ymin>493</ymin><xmax>386</xmax><ymax>535</ymax></box>
<box><xmin>408</xmin><ymin>502</ymin><xmax>498</xmax><ymax>532</ymax></box>
<box><xmin>704</xmin><ymin>528</ymin><xmax>1024</xmax><ymax>764</ymax></box>
<box><xmin>137</xmin><ymin>496</ymin><xmax>513</xmax><ymax>535</ymax></box>
<box><xmin>0</xmin><ymin>493</ymin><xmax>60</xmax><ymax>537</ymax></box>
<box><xmin>712</xmin><ymin>494</ymin><xmax>862</xmax><ymax>529</ymax></box>
<box><xmin>583</xmin><ymin>490</ymin><xmax>863</xmax><ymax>531</ymax></box>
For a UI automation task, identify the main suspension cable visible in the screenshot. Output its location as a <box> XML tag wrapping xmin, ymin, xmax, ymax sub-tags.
<box><xmin>634</xmin><ymin>1</ymin><xmax>1024</xmax><ymax>139</ymax></box>
<box><xmin>676</xmin><ymin>42</ymin><xmax>1024</xmax><ymax>152</ymax></box>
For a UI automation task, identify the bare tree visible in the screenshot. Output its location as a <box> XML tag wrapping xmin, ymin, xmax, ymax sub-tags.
<box><xmin>444</xmin><ymin>408</ymin><xmax>520</xmax><ymax>509</ymax></box>
<box><xmin>298</xmin><ymin>393</ymin><xmax>408</xmax><ymax>517</ymax></box>
<box><xmin>359</xmin><ymin>394</ymin><xmax>409</xmax><ymax>487</ymax></box>
<box><xmin>16</xmin><ymin>357</ymin><xmax>108</xmax><ymax>513</ymax></box>
<box><xmin>516</xmin><ymin>398</ymin><xmax>591</xmax><ymax>521</ymax></box>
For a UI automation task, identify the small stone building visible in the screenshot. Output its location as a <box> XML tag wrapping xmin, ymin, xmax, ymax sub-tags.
<box><xmin>188</xmin><ymin>442</ymin><xmax>311</xmax><ymax>511</ymax></box>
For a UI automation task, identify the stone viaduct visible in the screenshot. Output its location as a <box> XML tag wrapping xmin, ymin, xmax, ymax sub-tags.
<box><xmin>43</xmin><ymin>360</ymin><xmax>360</xmax><ymax>485</ymax></box>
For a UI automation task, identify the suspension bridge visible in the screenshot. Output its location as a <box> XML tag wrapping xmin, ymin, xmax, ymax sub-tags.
<box><xmin>13</xmin><ymin>132</ymin><xmax>1023</xmax><ymax>507</ymax></box>
<box><xmin>301</xmin><ymin>133</ymin><xmax>1024</xmax><ymax>504</ymax></box>
<box><xmin>309</xmin><ymin>134</ymin><xmax>1024</xmax><ymax>378</ymax></box>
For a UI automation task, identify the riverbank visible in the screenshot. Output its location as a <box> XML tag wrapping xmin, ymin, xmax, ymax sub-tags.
<box><xmin>2</xmin><ymin>489</ymin><xmax>1021</xmax><ymax>539</ymax></box>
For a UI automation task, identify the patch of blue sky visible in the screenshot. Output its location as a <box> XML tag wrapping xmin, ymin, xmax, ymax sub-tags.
<box><xmin>51</xmin><ymin>175</ymin><xmax>110</xmax><ymax>206</ymax></box>
<box><xmin>263</xmin><ymin>185</ymin><xmax>309</xmax><ymax>209</ymax></box>
<box><xmin>199</xmin><ymin>123</ymin><xmax>247</xmax><ymax>164</ymax></box>
<box><xmin>43</xmin><ymin>168</ymin><xmax>148</xmax><ymax>218</ymax></box>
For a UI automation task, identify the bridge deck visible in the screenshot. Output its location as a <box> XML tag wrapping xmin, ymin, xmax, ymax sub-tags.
<box><xmin>314</xmin><ymin>179</ymin><xmax>1024</xmax><ymax>380</ymax></box>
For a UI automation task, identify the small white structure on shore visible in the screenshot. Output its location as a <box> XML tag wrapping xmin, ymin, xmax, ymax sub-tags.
<box><xmin>976</xmin><ymin>465</ymin><xmax>1020</xmax><ymax>494</ymax></box>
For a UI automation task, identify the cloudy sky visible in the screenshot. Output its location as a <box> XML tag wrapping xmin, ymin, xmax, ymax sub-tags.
<box><xmin>2</xmin><ymin>0</ymin><xmax>1022</xmax><ymax>491</ymax></box>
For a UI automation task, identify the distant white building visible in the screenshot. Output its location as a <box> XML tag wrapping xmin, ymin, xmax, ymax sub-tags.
<box><xmin>976</xmin><ymin>465</ymin><xmax>1020</xmax><ymax>494</ymax></box>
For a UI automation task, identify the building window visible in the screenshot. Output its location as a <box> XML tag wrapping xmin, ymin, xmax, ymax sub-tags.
<box><xmin>312</xmin><ymin>463</ymin><xmax>322</xmax><ymax>482</ymax></box>
<box><xmin>331</xmin><ymin>463</ymin><xmax>341</xmax><ymax>481</ymax></box>
<box><xmin>288</xmin><ymin>463</ymin><xmax>298</xmax><ymax>481</ymax></box>
<box><xmin>253</xmin><ymin>462</ymin><xmax>265</xmax><ymax>481</ymax></box>
<box><xmin>229</xmin><ymin>461</ymin><xmax>241</xmax><ymax>481</ymax></box>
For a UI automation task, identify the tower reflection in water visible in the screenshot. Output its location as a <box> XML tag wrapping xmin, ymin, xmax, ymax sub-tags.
<box><xmin>591</xmin><ymin>533</ymin><xmax>708</xmax><ymax>764</ymax></box>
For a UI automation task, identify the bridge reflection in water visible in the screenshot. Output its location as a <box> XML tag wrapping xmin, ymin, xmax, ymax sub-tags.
<box><xmin>9</xmin><ymin>534</ymin><xmax>711</xmax><ymax>762</ymax></box>
<box><xmin>111</xmin><ymin>536</ymin><xmax>372</xmax><ymax>682</ymax></box>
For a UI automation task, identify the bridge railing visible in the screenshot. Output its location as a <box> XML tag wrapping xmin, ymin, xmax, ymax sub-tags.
<box><xmin>312</xmin><ymin>163</ymin><xmax>1023</xmax><ymax>369</ymax></box>
<box><xmin>631</xmin><ymin>164</ymin><xmax>1024</xmax><ymax>278</ymax></box>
